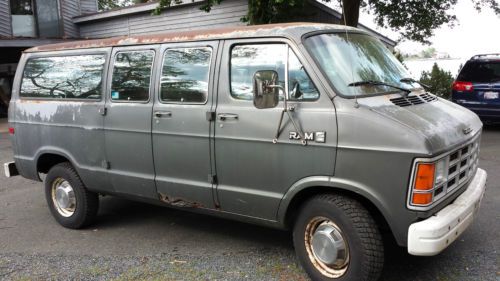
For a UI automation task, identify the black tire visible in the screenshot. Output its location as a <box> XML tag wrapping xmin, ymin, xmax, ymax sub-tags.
<box><xmin>44</xmin><ymin>162</ymin><xmax>99</xmax><ymax>229</ymax></box>
<box><xmin>293</xmin><ymin>194</ymin><xmax>384</xmax><ymax>281</ymax></box>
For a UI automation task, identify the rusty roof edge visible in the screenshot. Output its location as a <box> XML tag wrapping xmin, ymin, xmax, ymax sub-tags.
<box><xmin>24</xmin><ymin>23</ymin><xmax>364</xmax><ymax>53</ymax></box>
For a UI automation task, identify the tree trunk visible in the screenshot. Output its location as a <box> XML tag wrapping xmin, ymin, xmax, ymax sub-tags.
<box><xmin>340</xmin><ymin>0</ymin><xmax>361</xmax><ymax>27</ymax></box>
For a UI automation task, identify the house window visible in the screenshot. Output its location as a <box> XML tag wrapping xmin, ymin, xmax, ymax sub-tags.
<box><xmin>10</xmin><ymin>0</ymin><xmax>36</xmax><ymax>37</ymax></box>
<box><xmin>10</xmin><ymin>0</ymin><xmax>62</xmax><ymax>38</ymax></box>
<box><xmin>35</xmin><ymin>0</ymin><xmax>62</xmax><ymax>37</ymax></box>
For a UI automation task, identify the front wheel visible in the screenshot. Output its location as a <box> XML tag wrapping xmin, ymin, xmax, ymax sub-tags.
<box><xmin>293</xmin><ymin>194</ymin><xmax>384</xmax><ymax>281</ymax></box>
<box><xmin>45</xmin><ymin>162</ymin><xmax>99</xmax><ymax>229</ymax></box>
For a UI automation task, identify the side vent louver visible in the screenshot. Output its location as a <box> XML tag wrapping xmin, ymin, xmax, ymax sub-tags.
<box><xmin>390</xmin><ymin>93</ymin><xmax>438</xmax><ymax>107</ymax></box>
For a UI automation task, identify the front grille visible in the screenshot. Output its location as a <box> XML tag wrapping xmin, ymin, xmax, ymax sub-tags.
<box><xmin>390</xmin><ymin>93</ymin><xmax>438</xmax><ymax>107</ymax></box>
<box><xmin>437</xmin><ymin>138</ymin><xmax>480</xmax><ymax>200</ymax></box>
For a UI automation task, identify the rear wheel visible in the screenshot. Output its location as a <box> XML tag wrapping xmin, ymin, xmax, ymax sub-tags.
<box><xmin>44</xmin><ymin>162</ymin><xmax>99</xmax><ymax>229</ymax></box>
<box><xmin>293</xmin><ymin>194</ymin><xmax>384</xmax><ymax>281</ymax></box>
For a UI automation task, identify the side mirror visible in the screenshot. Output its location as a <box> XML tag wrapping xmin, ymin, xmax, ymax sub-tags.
<box><xmin>253</xmin><ymin>70</ymin><xmax>280</xmax><ymax>109</ymax></box>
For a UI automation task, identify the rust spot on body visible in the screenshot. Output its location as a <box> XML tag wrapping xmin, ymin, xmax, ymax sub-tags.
<box><xmin>159</xmin><ymin>193</ymin><xmax>203</xmax><ymax>208</ymax></box>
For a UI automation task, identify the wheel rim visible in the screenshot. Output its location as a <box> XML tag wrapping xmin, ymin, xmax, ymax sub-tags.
<box><xmin>304</xmin><ymin>217</ymin><xmax>349</xmax><ymax>278</ymax></box>
<box><xmin>51</xmin><ymin>178</ymin><xmax>76</xmax><ymax>217</ymax></box>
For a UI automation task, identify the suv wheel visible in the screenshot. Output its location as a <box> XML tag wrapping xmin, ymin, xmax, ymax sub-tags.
<box><xmin>293</xmin><ymin>194</ymin><xmax>384</xmax><ymax>281</ymax></box>
<box><xmin>45</xmin><ymin>162</ymin><xmax>99</xmax><ymax>229</ymax></box>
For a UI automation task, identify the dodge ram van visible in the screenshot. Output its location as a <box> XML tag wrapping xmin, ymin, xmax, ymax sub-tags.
<box><xmin>4</xmin><ymin>23</ymin><xmax>487</xmax><ymax>281</ymax></box>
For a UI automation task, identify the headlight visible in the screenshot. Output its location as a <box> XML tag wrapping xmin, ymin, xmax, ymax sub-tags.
<box><xmin>434</xmin><ymin>158</ymin><xmax>447</xmax><ymax>185</ymax></box>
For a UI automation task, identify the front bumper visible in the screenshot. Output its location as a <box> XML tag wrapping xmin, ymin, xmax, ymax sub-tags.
<box><xmin>407</xmin><ymin>168</ymin><xmax>487</xmax><ymax>256</ymax></box>
<box><xmin>3</xmin><ymin>161</ymin><xmax>19</xmax><ymax>178</ymax></box>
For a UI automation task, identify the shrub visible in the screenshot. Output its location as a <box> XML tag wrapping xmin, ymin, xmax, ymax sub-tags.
<box><xmin>420</xmin><ymin>63</ymin><xmax>454</xmax><ymax>99</ymax></box>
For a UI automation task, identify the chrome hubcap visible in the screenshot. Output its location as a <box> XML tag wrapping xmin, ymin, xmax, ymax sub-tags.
<box><xmin>305</xmin><ymin>217</ymin><xmax>349</xmax><ymax>278</ymax></box>
<box><xmin>51</xmin><ymin>178</ymin><xmax>76</xmax><ymax>217</ymax></box>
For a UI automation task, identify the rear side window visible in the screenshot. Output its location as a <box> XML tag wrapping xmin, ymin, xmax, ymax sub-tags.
<box><xmin>160</xmin><ymin>47</ymin><xmax>212</xmax><ymax>103</ymax></box>
<box><xmin>111</xmin><ymin>51</ymin><xmax>154</xmax><ymax>102</ymax></box>
<box><xmin>458</xmin><ymin>61</ymin><xmax>500</xmax><ymax>83</ymax></box>
<box><xmin>21</xmin><ymin>55</ymin><xmax>105</xmax><ymax>99</ymax></box>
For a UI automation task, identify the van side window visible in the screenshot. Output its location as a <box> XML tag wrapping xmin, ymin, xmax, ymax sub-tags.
<box><xmin>111</xmin><ymin>51</ymin><xmax>154</xmax><ymax>102</ymax></box>
<box><xmin>288</xmin><ymin>48</ymin><xmax>319</xmax><ymax>101</ymax></box>
<box><xmin>21</xmin><ymin>55</ymin><xmax>105</xmax><ymax>99</ymax></box>
<box><xmin>160</xmin><ymin>47</ymin><xmax>212</xmax><ymax>103</ymax></box>
<box><xmin>231</xmin><ymin>44</ymin><xmax>286</xmax><ymax>100</ymax></box>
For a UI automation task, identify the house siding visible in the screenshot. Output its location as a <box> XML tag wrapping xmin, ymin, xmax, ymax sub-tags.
<box><xmin>60</xmin><ymin>0</ymin><xmax>81</xmax><ymax>38</ymax></box>
<box><xmin>79</xmin><ymin>0</ymin><xmax>247</xmax><ymax>38</ymax></box>
<box><xmin>80</xmin><ymin>0</ymin><xmax>98</xmax><ymax>15</ymax></box>
<box><xmin>0</xmin><ymin>0</ymin><xmax>12</xmax><ymax>37</ymax></box>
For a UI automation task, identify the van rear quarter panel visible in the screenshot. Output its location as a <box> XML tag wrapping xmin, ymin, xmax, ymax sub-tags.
<box><xmin>11</xmin><ymin>50</ymin><xmax>112</xmax><ymax>193</ymax></box>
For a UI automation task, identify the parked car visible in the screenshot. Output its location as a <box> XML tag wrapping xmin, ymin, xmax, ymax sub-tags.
<box><xmin>4</xmin><ymin>23</ymin><xmax>487</xmax><ymax>281</ymax></box>
<box><xmin>452</xmin><ymin>53</ymin><xmax>500</xmax><ymax>123</ymax></box>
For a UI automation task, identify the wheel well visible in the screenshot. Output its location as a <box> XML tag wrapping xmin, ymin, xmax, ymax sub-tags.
<box><xmin>37</xmin><ymin>153</ymin><xmax>70</xmax><ymax>174</ymax></box>
<box><xmin>284</xmin><ymin>186</ymin><xmax>395</xmax><ymax>240</ymax></box>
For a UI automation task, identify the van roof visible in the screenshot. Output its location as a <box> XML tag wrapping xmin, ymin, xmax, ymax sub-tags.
<box><xmin>25</xmin><ymin>22</ymin><xmax>365</xmax><ymax>53</ymax></box>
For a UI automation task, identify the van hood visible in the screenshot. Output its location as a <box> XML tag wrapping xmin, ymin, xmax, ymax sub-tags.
<box><xmin>359</xmin><ymin>92</ymin><xmax>482</xmax><ymax>154</ymax></box>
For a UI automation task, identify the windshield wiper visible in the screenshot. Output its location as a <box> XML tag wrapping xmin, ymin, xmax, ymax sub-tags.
<box><xmin>347</xmin><ymin>80</ymin><xmax>411</xmax><ymax>96</ymax></box>
<box><xmin>400</xmin><ymin>77</ymin><xmax>430</xmax><ymax>90</ymax></box>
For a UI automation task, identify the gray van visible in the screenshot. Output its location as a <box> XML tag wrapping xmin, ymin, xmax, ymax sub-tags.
<box><xmin>3</xmin><ymin>23</ymin><xmax>487</xmax><ymax>281</ymax></box>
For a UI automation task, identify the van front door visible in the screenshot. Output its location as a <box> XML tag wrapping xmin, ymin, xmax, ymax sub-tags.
<box><xmin>152</xmin><ymin>41</ymin><xmax>219</xmax><ymax>208</ymax></box>
<box><xmin>104</xmin><ymin>46</ymin><xmax>158</xmax><ymax>198</ymax></box>
<box><xmin>214</xmin><ymin>40</ymin><xmax>337</xmax><ymax>220</ymax></box>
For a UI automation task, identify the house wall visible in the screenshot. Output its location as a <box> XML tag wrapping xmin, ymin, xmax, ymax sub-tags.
<box><xmin>60</xmin><ymin>0</ymin><xmax>82</xmax><ymax>38</ymax></box>
<box><xmin>80</xmin><ymin>0</ymin><xmax>98</xmax><ymax>15</ymax></box>
<box><xmin>79</xmin><ymin>0</ymin><xmax>248</xmax><ymax>38</ymax></box>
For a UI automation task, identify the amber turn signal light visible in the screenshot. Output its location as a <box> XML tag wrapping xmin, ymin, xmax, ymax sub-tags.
<box><xmin>412</xmin><ymin>193</ymin><xmax>433</xmax><ymax>205</ymax></box>
<box><xmin>414</xmin><ymin>163</ymin><xmax>435</xmax><ymax>191</ymax></box>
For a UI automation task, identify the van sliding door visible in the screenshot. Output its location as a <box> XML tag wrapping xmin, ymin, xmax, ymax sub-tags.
<box><xmin>151</xmin><ymin>41</ymin><xmax>219</xmax><ymax>208</ymax></box>
<box><xmin>103</xmin><ymin>45</ymin><xmax>159</xmax><ymax>198</ymax></box>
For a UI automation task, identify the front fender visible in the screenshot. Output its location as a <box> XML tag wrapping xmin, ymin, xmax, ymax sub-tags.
<box><xmin>276</xmin><ymin>175</ymin><xmax>413</xmax><ymax>245</ymax></box>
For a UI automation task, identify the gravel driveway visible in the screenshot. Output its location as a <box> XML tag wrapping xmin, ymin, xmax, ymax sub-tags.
<box><xmin>0</xmin><ymin>120</ymin><xmax>498</xmax><ymax>281</ymax></box>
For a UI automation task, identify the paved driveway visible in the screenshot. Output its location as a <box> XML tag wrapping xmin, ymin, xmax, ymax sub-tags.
<box><xmin>0</xmin><ymin>120</ymin><xmax>498</xmax><ymax>280</ymax></box>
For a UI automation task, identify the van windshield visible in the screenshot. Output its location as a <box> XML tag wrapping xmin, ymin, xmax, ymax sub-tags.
<box><xmin>304</xmin><ymin>33</ymin><xmax>419</xmax><ymax>97</ymax></box>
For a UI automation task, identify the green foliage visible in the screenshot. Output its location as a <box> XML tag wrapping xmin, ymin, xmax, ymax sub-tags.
<box><xmin>420</xmin><ymin>63</ymin><xmax>455</xmax><ymax>99</ymax></box>
<box><xmin>393</xmin><ymin>50</ymin><xmax>406</xmax><ymax>68</ymax></box>
<box><xmin>99</xmin><ymin>0</ymin><xmax>148</xmax><ymax>11</ymax></box>
<box><xmin>151</xmin><ymin>0</ymin><xmax>500</xmax><ymax>44</ymax></box>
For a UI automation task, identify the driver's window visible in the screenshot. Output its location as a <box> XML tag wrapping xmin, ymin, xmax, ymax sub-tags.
<box><xmin>230</xmin><ymin>44</ymin><xmax>286</xmax><ymax>100</ymax></box>
<box><xmin>288</xmin><ymin>48</ymin><xmax>320</xmax><ymax>101</ymax></box>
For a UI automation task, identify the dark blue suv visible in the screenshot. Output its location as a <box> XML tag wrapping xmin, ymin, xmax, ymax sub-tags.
<box><xmin>452</xmin><ymin>54</ymin><xmax>500</xmax><ymax>123</ymax></box>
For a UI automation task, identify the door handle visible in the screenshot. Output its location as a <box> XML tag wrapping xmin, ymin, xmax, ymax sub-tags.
<box><xmin>154</xmin><ymin>111</ymin><xmax>172</xmax><ymax>118</ymax></box>
<box><xmin>218</xmin><ymin>113</ymin><xmax>239</xmax><ymax>121</ymax></box>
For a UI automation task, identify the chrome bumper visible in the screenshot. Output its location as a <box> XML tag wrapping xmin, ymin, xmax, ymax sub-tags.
<box><xmin>3</xmin><ymin>161</ymin><xmax>19</xmax><ymax>178</ymax></box>
<box><xmin>407</xmin><ymin>168</ymin><xmax>487</xmax><ymax>256</ymax></box>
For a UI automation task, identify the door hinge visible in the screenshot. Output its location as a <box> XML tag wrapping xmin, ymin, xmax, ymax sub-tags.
<box><xmin>208</xmin><ymin>174</ymin><xmax>217</xmax><ymax>184</ymax></box>
<box><xmin>101</xmin><ymin>160</ymin><xmax>110</xmax><ymax>170</ymax></box>
<box><xmin>99</xmin><ymin>107</ymin><xmax>107</xmax><ymax>116</ymax></box>
<box><xmin>206</xmin><ymin>111</ymin><xmax>216</xmax><ymax>121</ymax></box>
